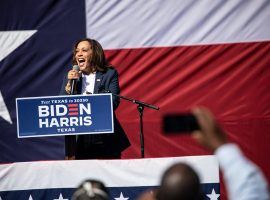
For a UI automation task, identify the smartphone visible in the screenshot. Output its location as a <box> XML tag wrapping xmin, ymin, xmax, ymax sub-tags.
<box><xmin>163</xmin><ymin>114</ymin><xmax>200</xmax><ymax>133</ymax></box>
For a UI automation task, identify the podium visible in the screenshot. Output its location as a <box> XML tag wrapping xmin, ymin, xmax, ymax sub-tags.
<box><xmin>16</xmin><ymin>94</ymin><xmax>114</xmax><ymax>138</ymax></box>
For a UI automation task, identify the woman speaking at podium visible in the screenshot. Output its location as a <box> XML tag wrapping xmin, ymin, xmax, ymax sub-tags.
<box><xmin>60</xmin><ymin>38</ymin><xmax>130</xmax><ymax>160</ymax></box>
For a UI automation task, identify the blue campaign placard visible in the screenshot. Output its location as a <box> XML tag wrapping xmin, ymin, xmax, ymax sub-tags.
<box><xmin>16</xmin><ymin>94</ymin><xmax>114</xmax><ymax>138</ymax></box>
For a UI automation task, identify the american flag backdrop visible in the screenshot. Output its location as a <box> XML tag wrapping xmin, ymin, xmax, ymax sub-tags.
<box><xmin>0</xmin><ymin>0</ymin><xmax>270</xmax><ymax>199</ymax></box>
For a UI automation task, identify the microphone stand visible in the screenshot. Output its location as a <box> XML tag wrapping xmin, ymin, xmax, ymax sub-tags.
<box><xmin>109</xmin><ymin>92</ymin><xmax>159</xmax><ymax>158</ymax></box>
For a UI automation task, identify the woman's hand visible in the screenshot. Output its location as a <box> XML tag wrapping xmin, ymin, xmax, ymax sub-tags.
<box><xmin>67</xmin><ymin>69</ymin><xmax>81</xmax><ymax>80</ymax></box>
<box><xmin>65</xmin><ymin>70</ymin><xmax>81</xmax><ymax>94</ymax></box>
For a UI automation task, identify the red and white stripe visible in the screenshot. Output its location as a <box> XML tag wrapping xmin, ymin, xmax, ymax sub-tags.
<box><xmin>85</xmin><ymin>2</ymin><xmax>270</xmax><ymax>198</ymax></box>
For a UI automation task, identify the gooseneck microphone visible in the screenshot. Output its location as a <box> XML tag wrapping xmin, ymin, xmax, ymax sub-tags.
<box><xmin>70</xmin><ymin>65</ymin><xmax>80</xmax><ymax>95</ymax></box>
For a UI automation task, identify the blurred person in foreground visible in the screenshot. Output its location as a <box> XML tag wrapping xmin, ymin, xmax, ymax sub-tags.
<box><xmin>155</xmin><ymin>107</ymin><xmax>269</xmax><ymax>200</ymax></box>
<box><xmin>156</xmin><ymin>163</ymin><xmax>203</xmax><ymax>200</ymax></box>
<box><xmin>72</xmin><ymin>179</ymin><xmax>109</xmax><ymax>200</ymax></box>
<box><xmin>136</xmin><ymin>189</ymin><xmax>158</xmax><ymax>200</ymax></box>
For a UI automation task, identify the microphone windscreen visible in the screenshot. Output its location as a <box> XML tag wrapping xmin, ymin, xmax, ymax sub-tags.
<box><xmin>73</xmin><ymin>65</ymin><xmax>80</xmax><ymax>72</ymax></box>
<box><xmin>72</xmin><ymin>65</ymin><xmax>80</xmax><ymax>81</ymax></box>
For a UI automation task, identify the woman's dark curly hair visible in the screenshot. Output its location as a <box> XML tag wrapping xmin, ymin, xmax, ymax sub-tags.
<box><xmin>72</xmin><ymin>38</ymin><xmax>110</xmax><ymax>72</ymax></box>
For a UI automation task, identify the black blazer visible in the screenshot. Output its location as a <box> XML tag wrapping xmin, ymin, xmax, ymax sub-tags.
<box><xmin>60</xmin><ymin>67</ymin><xmax>130</xmax><ymax>158</ymax></box>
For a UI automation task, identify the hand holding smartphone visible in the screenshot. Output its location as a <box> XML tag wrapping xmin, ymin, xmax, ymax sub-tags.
<box><xmin>163</xmin><ymin>113</ymin><xmax>200</xmax><ymax>133</ymax></box>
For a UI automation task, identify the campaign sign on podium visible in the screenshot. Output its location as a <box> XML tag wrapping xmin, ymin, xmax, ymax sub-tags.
<box><xmin>16</xmin><ymin>94</ymin><xmax>114</xmax><ymax>138</ymax></box>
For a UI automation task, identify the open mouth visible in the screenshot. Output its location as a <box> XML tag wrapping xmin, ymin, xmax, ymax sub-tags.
<box><xmin>78</xmin><ymin>58</ymin><xmax>86</xmax><ymax>66</ymax></box>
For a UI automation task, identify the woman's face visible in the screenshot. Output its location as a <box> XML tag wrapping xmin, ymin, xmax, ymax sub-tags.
<box><xmin>75</xmin><ymin>41</ymin><xmax>93</xmax><ymax>74</ymax></box>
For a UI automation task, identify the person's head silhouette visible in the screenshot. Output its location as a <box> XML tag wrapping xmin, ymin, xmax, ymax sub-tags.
<box><xmin>72</xmin><ymin>179</ymin><xmax>109</xmax><ymax>200</ymax></box>
<box><xmin>156</xmin><ymin>163</ymin><xmax>203</xmax><ymax>200</ymax></box>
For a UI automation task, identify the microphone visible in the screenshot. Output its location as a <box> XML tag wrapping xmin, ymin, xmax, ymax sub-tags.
<box><xmin>70</xmin><ymin>65</ymin><xmax>80</xmax><ymax>95</ymax></box>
